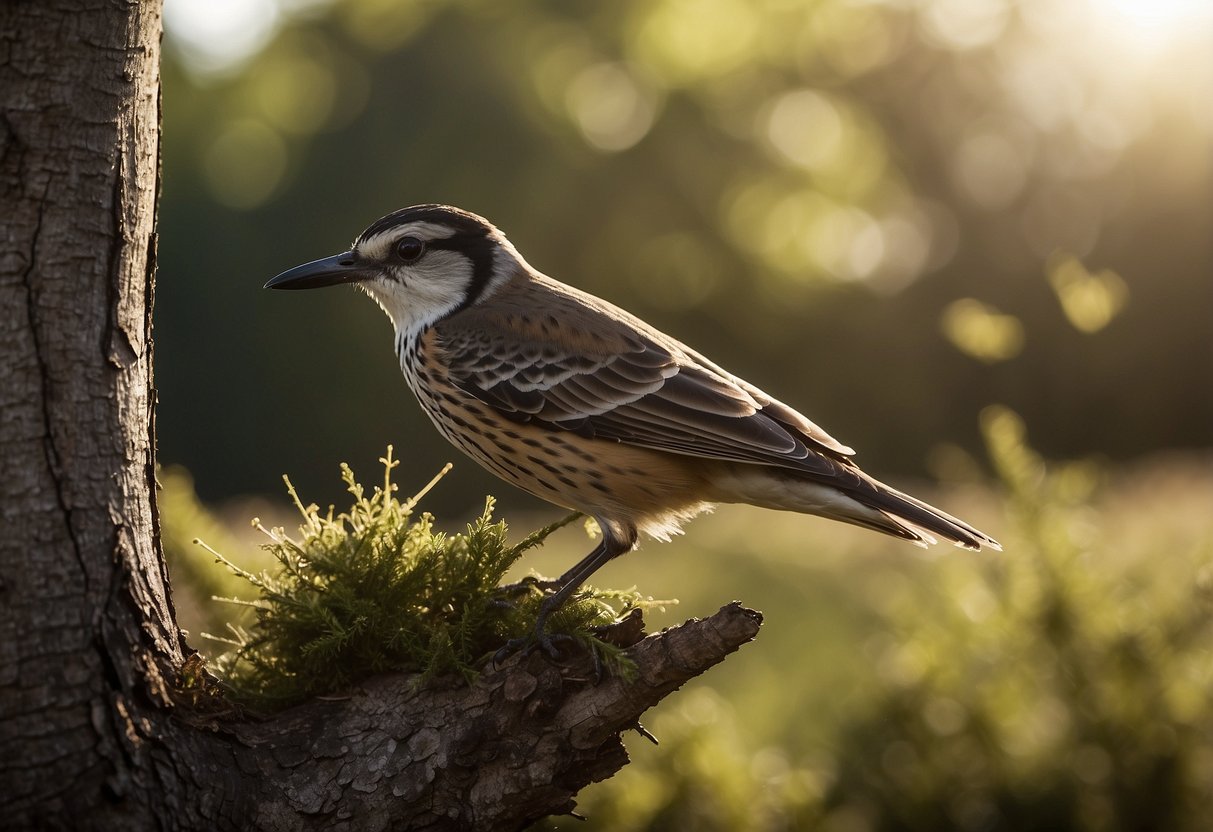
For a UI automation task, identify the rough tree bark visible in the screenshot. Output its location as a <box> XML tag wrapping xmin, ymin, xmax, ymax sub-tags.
<box><xmin>0</xmin><ymin>4</ymin><xmax>762</xmax><ymax>829</ymax></box>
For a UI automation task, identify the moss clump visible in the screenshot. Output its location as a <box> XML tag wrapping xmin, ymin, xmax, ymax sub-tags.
<box><xmin>199</xmin><ymin>448</ymin><xmax>653</xmax><ymax>710</ymax></box>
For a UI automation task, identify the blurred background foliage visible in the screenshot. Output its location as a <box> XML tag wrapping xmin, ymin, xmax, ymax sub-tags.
<box><xmin>157</xmin><ymin>0</ymin><xmax>1212</xmax><ymax>828</ymax></box>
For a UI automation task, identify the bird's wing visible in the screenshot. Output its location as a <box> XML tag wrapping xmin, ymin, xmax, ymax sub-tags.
<box><xmin>434</xmin><ymin>280</ymin><xmax>855</xmax><ymax>474</ymax></box>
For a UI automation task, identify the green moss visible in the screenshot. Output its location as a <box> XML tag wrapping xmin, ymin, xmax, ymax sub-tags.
<box><xmin>197</xmin><ymin>448</ymin><xmax>652</xmax><ymax>710</ymax></box>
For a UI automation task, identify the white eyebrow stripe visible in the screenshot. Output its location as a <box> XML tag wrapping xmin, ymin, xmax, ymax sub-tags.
<box><xmin>357</xmin><ymin>222</ymin><xmax>459</xmax><ymax>259</ymax></box>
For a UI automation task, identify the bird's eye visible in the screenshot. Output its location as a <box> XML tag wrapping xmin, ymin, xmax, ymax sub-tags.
<box><xmin>395</xmin><ymin>236</ymin><xmax>425</xmax><ymax>264</ymax></box>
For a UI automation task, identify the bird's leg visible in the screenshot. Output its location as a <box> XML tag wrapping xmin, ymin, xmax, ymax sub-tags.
<box><xmin>494</xmin><ymin>518</ymin><xmax>615</xmax><ymax>600</ymax></box>
<box><xmin>493</xmin><ymin>532</ymin><xmax>632</xmax><ymax>664</ymax></box>
<box><xmin>491</xmin><ymin>542</ymin><xmax>613</xmax><ymax>605</ymax></box>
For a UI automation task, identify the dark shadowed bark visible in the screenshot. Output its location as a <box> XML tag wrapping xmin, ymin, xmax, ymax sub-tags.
<box><xmin>1</xmin><ymin>0</ymin><xmax>178</xmax><ymax>823</ymax></box>
<box><xmin>0</xmin><ymin>3</ymin><xmax>762</xmax><ymax>829</ymax></box>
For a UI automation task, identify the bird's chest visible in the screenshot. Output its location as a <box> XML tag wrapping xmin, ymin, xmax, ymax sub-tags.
<box><xmin>396</xmin><ymin>329</ymin><xmax>520</xmax><ymax>477</ymax></box>
<box><xmin>398</xmin><ymin>332</ymin><xmax>459</xmax><ymax>438</ymax></box>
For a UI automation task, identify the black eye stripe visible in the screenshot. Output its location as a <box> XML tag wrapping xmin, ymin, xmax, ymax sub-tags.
<box><xmin>422</xmin><ymin>234</ymin><xmax>498</xmax><ymax>318</ymax></box>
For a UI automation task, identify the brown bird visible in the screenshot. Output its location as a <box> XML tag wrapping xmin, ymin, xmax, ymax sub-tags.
<box><xmin>267</xmin><ymin>204</ymin><xmax>999</xmax><ymax>651</ymax></box>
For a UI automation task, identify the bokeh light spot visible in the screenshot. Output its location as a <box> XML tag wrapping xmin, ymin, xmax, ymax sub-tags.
<box><xmin>765</xmin><ymin>90</ymin><xmax>845</xmax><ymax>173</ymax></box>
<box><xmin>633</xmin><ymin>0</ymin><xmax>760</xmax><ymax>86</ymax></box>
<box><xmin>872</xmin><ymin>211</ymin><xmax>933</xmax><ymax>291</ymax></box>
<box><xmin>526</xmin><ymin>25</ymin><xmax>595</xmax><ymax>118</ymax></box>
<box><xmin>251</xmin><ymin>52</ymin><xmax>338</xmax><ymax>136</ymax></box>
<box><xmin>848</xmin><ymin>216</ymin><xmax>887</xmax><ymax>280</ymax></box>
<box><xmin>565</xmin><ymin>63</ymin><xmax>657</xmax><ymax>152</ymax></box>
<box><xmin>1047</xmin><ymin>254</ymin><xmax>1129</xmax><ymax>334</ymax></box>
<box><xmin>340</xmin><ymin>0</ymin><xmax>430</xmax><ymax>52</ymax></box>
<box><xmin>203</xmin><ymin>119</ymin><xmax>288</xmax><ymax>210</ymax></box>
<box><xmin>941</xmin><ymin>298</ymin><xmax>1024</xmax><ymax>363</ymax></box>
<box><xmin>919</xmin><ymin>0</ymin><xmax>1009</xmax><ymax>51</ymax></box>
<box><xmin>164</xmin><ymin>0</ymin><xmax>283</xmax><ymax>76</ymax></box>
<box><xmin>1000</xmin><ymin>51</ymin><xmax>1084</xmax><ymax>134</ymax></box>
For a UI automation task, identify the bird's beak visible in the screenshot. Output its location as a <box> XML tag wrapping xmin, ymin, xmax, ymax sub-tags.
<box><xmin>264</xmin><ymin>251</ymin><xmax>372</xmax><ymax>290</ymax></box>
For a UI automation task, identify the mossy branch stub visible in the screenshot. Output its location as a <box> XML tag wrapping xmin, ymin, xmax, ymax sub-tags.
<box><xmin>198</xmin><ymin>447</ymin><xmax>668</xmax><ymax>709</ymax></box>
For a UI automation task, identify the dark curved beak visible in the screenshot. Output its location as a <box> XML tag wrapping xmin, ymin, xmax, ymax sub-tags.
<box><xmin>264</xmin><ymin>251</ymin><xmax>372</xmax><ymax>290</ymax></box>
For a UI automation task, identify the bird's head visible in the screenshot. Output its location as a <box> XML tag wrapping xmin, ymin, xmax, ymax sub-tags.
<box><xmin>265</xmin><ymin>204</ymin><xmax>527</xmax><ymax>331</ymax></box>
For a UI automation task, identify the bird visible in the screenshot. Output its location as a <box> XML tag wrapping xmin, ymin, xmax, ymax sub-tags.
<box><xmin>266</xmin><ymin>204</ymin><xmax>1000</xmax><ymax>654</ymax></box>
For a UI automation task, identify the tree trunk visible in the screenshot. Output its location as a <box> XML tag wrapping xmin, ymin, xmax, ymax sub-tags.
<box><xmin>1</xmin><ymin>0</ymin><xmax>180</xmax><ymax>822</ymax></box>
<box><xmin>0</xmin><ymin>4</ymin><xmax>761</xmax><ymax>829</ymax></box>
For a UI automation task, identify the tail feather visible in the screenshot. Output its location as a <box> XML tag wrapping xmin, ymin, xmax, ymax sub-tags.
<box><xmin>707</xmin><ymin>464</ymin><xmax>1001</xmax><ymax>552</ymax></box>
<box><xmin>855</xmin><ymin>477</ymin><xmax>1001</xmax><ymax>551</ymax></box>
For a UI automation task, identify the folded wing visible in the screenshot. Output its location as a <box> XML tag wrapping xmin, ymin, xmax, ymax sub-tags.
<box><xmin>435</xmin><ymin>290</ymin><xmax>855</xmax><ymax>477</ymax></box>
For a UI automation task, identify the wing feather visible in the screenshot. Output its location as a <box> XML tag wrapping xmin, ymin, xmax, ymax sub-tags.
<box><xmin>434</xmin><ymin>287</ymin><xmax>855</xmax><ymax>476</ymax></box>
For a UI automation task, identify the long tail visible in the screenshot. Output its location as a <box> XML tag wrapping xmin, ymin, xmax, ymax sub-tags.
<box><xmin>839</xmin><ymin>473</ymin><xmax>1001</xmax><ymax>551</ymax></box>
<box><xmin>710</xmin><ymin>464</ymin><xmax>1002</xmax><ymax>551</ymax></box>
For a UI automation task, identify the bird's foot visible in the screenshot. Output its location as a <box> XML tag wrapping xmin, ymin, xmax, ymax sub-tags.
<box><xmin>492</xmin><ymin>609</ymin><xmax>646</xmax><ymax>682</ymax></box>
<box><xmin>489</xmin><ymin>575</ymin><xmax>564</xmax><ymax>613</ymax></box>
<box><xmin>492</xmin><ymin>627</ymin><xmax>576</xmax><ymax>666</ymax></box>
<box><xmin>494</xmin><ymin>574</ymin><xmax>563</xmax><ymax>597</ymax></box>
<box><xmin>492</xmin><ymin>588</ymin><xmax>593</xmax><ymax>669</ymax></box>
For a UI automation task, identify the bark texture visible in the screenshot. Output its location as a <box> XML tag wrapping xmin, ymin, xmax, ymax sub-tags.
<box><xmin>0</xmin><ymin>0</ymin><xmax>179</xmax><ymax>823</ymax></box>
<box><xmin>217</xmin><ymin>603</ymin><xmax>762</xmax><ymax>831</ymax></box>
<box><xmin>0</xmin><ymin>4</ymin><xmax>763</xmax><ymax>829</ymax></box>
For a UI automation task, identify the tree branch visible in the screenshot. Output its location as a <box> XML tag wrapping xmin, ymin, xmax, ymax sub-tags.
<box><xmin>184</xmin><ymin>603</ymin><xmax>762</xmax><ymax>831</ymax></box>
